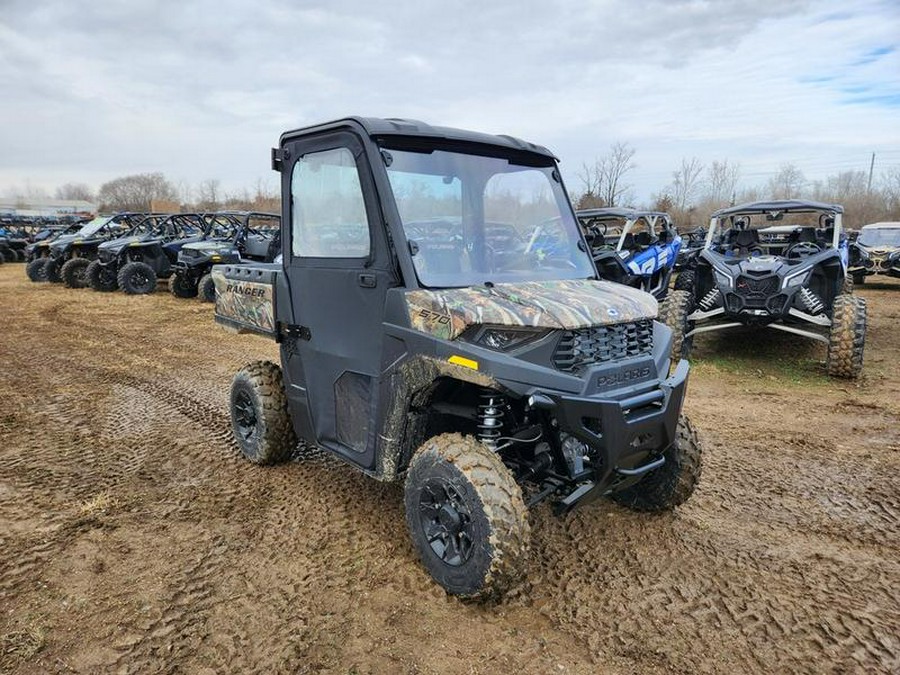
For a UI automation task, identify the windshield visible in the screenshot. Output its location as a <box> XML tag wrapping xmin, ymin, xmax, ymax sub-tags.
<box><xmin>858</xmin><ymin>227</ymin><xmax>900</xmax><ymax>247</ymax></box>
<box><xmin>76</xmin><ymin>216</ymin><xmax>111</xmax><ymax>237</ymax></box>
<box><xmin>383</xmin><ymin>147</ymin><xmax>594</xmax><ymax>288</ymax></box>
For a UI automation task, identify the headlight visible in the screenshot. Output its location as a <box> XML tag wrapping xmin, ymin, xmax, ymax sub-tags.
<box><xmin>713</xmin><ymin>268</ymin><xmax>732</xmax><ymax>288</ymax></box>
<box><xmin>782</xmin><ymin>268</ymin><xmax>810</xmax><ymax>289</ymax></box>
<box><xmin>464</xmin><ymin>325</ymin><xmax>550</xmax><ymax>351</ymax></box>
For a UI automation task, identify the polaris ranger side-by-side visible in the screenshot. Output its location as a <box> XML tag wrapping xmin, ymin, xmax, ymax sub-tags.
<box><xmin>214</xmin><ymin>117</ymin><xmax>702</xmax><ymax>599</ymax></box>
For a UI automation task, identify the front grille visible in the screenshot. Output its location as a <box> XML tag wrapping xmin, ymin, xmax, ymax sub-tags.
<box><xmin>735</xmin><ymin>275</ymin><xmax>779</xmax><ymax>308</ymax></box>
<box><xmin>98</xmin><ymin>249</ymin><xmax>114</xmax><ymax>262</ymax></box>
<box><xmin>554</xmin><ymin>320</ymin><xmax>654</xmax><ymax>373</ymax></box>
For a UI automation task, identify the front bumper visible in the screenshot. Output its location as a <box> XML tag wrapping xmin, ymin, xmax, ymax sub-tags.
<box><xmin>849</xmin><ymin>258</ymin><xmax>900</xmax><ymax>276</ymax></box>
<box><xmin>531</xmin><ymin>359</ymin><xmax>688</xmax><ymax>512</ymax></box>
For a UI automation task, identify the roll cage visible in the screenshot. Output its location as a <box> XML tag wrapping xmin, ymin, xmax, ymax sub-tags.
<box><xmin>705</xmin><ymin>200</ymin><xmax>844</xmax><ymax>257</ymax></box>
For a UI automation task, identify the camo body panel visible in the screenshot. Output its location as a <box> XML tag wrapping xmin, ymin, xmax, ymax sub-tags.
<box><xmin>212</xmin><ymin>268</ymin><xmax>275</xmax><ymax>334</ymax></box>
<box><xmin>406</xmin><ymin>279</ymin><xmax>658</xmax><ymax>340</ymax></box>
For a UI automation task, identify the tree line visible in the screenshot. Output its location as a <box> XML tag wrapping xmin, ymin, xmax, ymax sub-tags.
<box><xmin>5</xmin><ymin>154</ymin><xmax>900</xmax><ymax>229</ymax></box>
<box><xmin>5</xmin><ymin>174</ymin><xmax>280</xmax><ymax>214</ymax></box>
<box><xmin>574</xmin><ymin>143</ymin><xmax>900</xmax><ymax>230</ymax></box>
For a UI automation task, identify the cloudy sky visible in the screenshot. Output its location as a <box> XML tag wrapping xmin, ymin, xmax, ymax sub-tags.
<box><xmin>1</xmin><ymin>0</ymin><xmax>898</xmax><ymax>204</ymax></box>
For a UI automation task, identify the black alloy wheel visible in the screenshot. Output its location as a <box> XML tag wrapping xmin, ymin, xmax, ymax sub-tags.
<box><xmin>417</xmin><ymin>479</ymin><xmax>475</xmax><ymax>567</ymax></box>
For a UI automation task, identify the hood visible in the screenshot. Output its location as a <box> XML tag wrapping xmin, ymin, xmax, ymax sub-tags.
<box><xmin>705</xmin><ymin>251</ymin><xmax>825</xmax><ymax>277</ymax></box>
<box><xmin>162</xmin><ymin>235</ymin><xmax>204</xmax><ymax>250</ymax></box>
<box><xmin>729</xmin><ymin>255</ymin><xmax>792</xmax><ymax>275</ymax></box>
<box><xmin>406</xmin><ymin>279</ymin><xmax>658</xmax><ymax>340</ymax></box>
<box><xmin>182</xmin><ymin>240</ymin><xmax>235</xmax><ymax>252</ymax></box>
<box><xmin>99</xmin><ymin>234</ymin><xmax>152</xmax><ymax>251</ymax></box>
<box><xmin>50</xmin><ymin>233</ymin><xmax>86</xmax><ymax>250</ymax></box>
<box><xmin>46</xmin><ymin>233</ymin><xmax>79</xmax><ymax>248</ymax></box>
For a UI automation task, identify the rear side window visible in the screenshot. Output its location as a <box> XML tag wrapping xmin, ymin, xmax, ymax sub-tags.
<box><xmin>291</xmin><ymin>147</ymin><xmax>370</xmax><ymax>258</ymax></box>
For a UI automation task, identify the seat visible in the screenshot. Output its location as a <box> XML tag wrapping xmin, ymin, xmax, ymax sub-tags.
<box><xmin>728</xmin><ymin>229</ymin><xmax>761</xmax><ymax>256</ymax></box>
<box><xmin>633</xmin><ymin>231</ymin><xmax>656</xmax><ymax>249</ymax></box>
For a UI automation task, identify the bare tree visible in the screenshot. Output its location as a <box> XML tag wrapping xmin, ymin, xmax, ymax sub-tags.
<box><xmin>173</xmin><ymin>179</ymin><xmax>194</xmax><ymax>208</ymax></box>
<box><xmin>97</xmin><ymin>173</ymin><xmax>178</xmax><ymax>211</ymax></box>
<box><xmin>253</xmin><ymin>178</ymin><xmax>280</xmax><ymax>212</ymax></box>
<box><xmin>574</xmin><ymin>142</ymin><xmax>636</xmax><ymax>208</ymax></box>
<box><xmin>5</xmin><ymin>181</ymin><xmax>50</xmax><ymax>202</ymax></box>
<box><xmin>669</xmin><ymin>157</ymin><xmax>704</xmax><ymax>211</ymax></box>
<box><xmin>196</xmin><ymin>179</ymin><xmax>221</xmax><ymax>210</ymax></box>
<box><xmin>598</xmin><ymin>142</ymin><xmax>636</xmax><ymax>207</ymax></box>
<box><xmin>705</xmin><ymin>160</ymin><xmax>740</xmax><ymax>205</ymax></box>
<box><xmin>54</xmin><ymin>182</ymin><xmax>95</xmax><ymax>202</ymax></box>
<box><xmin>575</xmin><ymin>161</ymin><xmax>604</xmax><ymax>209</ymax></box>
<box><xmin>821</xmin><ymin>170</ymin><xmax>868</xmax><ymax>201</ymax></box>
<box><xmin>767</xmin><ymin>163</ymin><xmax>805</xmax><ymax>199</ymax></box>
<box><xmin>881</xmin><ymin>167</ymin><xmax>900</xmax><ymax>215</ymax></box>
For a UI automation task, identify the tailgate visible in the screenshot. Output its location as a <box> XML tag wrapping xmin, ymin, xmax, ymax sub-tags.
<box><xmin>212</xmin><ymin>264</ymin><xmax>278</xmax><ymax>338</ymax></box>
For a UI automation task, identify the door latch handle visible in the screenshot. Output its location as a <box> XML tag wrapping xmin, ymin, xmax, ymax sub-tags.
<box><xmin>358</xmin><ymin>273</ymin><xmax>377</xmax><ymax>288</ymax></box>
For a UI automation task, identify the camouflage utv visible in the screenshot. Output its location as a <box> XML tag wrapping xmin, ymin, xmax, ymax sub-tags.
<box><xmin>214</xmin><ymin>117</ymin><xmax>702</xmax><ymax>600</ymax></box>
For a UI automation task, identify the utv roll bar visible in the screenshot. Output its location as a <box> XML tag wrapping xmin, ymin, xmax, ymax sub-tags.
<box><xmin>705</xmin><ymin>200</ymin><xmax>844</xmax><ymax>250</ymax></box>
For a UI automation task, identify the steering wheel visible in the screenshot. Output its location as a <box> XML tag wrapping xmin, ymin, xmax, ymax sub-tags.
<box><xmin>590</xmin><ymin>221</ymin><xmax>608</xmax><ymax>238</ymax></box>
<box><xmin>540</xmin><ymin>255</ymin><xmax>578</xmax><ymax>270</ymax></box>
<box><xmin>785</xmin><ymin>241</ymin><xmax>822</xmax><ymax>258</ymax></box>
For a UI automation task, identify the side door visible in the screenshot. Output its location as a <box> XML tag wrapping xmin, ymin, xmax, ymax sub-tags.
<box><xmin>279</xmin><ymin>131</ymin><xmax>397</xmax><ymax>471</ymax></box>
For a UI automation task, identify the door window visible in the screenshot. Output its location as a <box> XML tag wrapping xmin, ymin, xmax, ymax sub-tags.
<box><xmin>291</xmin><ymin>147</ymin><xmax>370</xmax><ymax>258</ymax></box>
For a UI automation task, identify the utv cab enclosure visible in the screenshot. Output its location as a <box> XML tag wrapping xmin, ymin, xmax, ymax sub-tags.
<box><xmin>214</xmin><ymin>117</ymin><xmax>702</xmax><ymax>599</ymax></box>
<box><xmin>663</xmin><ymin>199</ymin><xmax>866</xmax><ymax>378</ymax></box>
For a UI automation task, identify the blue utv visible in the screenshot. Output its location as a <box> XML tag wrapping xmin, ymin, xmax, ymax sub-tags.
<box><xmin>576</xmin><ymin>208</ymin><xmax>682</xmax><ymax>300</ymax></box>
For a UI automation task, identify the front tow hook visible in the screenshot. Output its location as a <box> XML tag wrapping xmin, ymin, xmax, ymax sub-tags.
<box><xmin>616</xmin><ymin>455</ymin><xmax>665</xmax><ymax>476</ymax></box>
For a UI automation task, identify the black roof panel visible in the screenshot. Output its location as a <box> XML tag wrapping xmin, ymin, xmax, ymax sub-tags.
<box><xmin>280</xmin><ymin>116</ymin><xmax>557</xmax><ymax>160</ymax></box>
<box><xmin>576</xmin><ymin>207</ymin><xmax>671</xmax><ymax>220</ymax></box>
<box><xmin>712</xmin><ymin>199</ymin><xmax>843</xmax><ymax>218</ymax></box>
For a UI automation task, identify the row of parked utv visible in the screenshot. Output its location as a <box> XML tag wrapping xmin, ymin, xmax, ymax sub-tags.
<box><xmin>17</xmin><ymin>211</ymin><xmax>280</xmax><ymax>300</ymax></box>
<box><xmin>571</xmin><ymin>203</ymin><xmax>900</xmax><ymax>381</ymax></box>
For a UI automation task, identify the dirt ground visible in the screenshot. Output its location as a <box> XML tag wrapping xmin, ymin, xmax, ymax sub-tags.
<box><xmin>0</xmin><ymin>264</ymin><xmax>898</xmax><ymax>675</ymax></box>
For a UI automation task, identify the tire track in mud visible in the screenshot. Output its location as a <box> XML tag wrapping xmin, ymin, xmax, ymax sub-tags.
<box><xmin>107</xmin><ymin>535</ymin><xmax>229</xmax><ymax>673</ymax></box>
<box><xmin>527</xmin><ymin>498</ymin><xmax>900</xmax><ymax>673</ymax></box>
<box><xmin>3</xmin><ymin>270</ymin><xmax>900</xmax><ymax>674</ymax></box>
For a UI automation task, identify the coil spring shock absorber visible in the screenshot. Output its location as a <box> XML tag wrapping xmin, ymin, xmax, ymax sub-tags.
<box><xmin>478</xmin><ymin>390</ymin><xmax>506</xmax><ymax>451</ymax></box>
<box><xmin>798</xmin><ymin>286</ymin><xmax>825</xmax><ymax>314</ymax></box>
<box><xmin>698</xmin><ymin>288</ymin><xmax>720</xmax><ymax>311</ymax></box>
